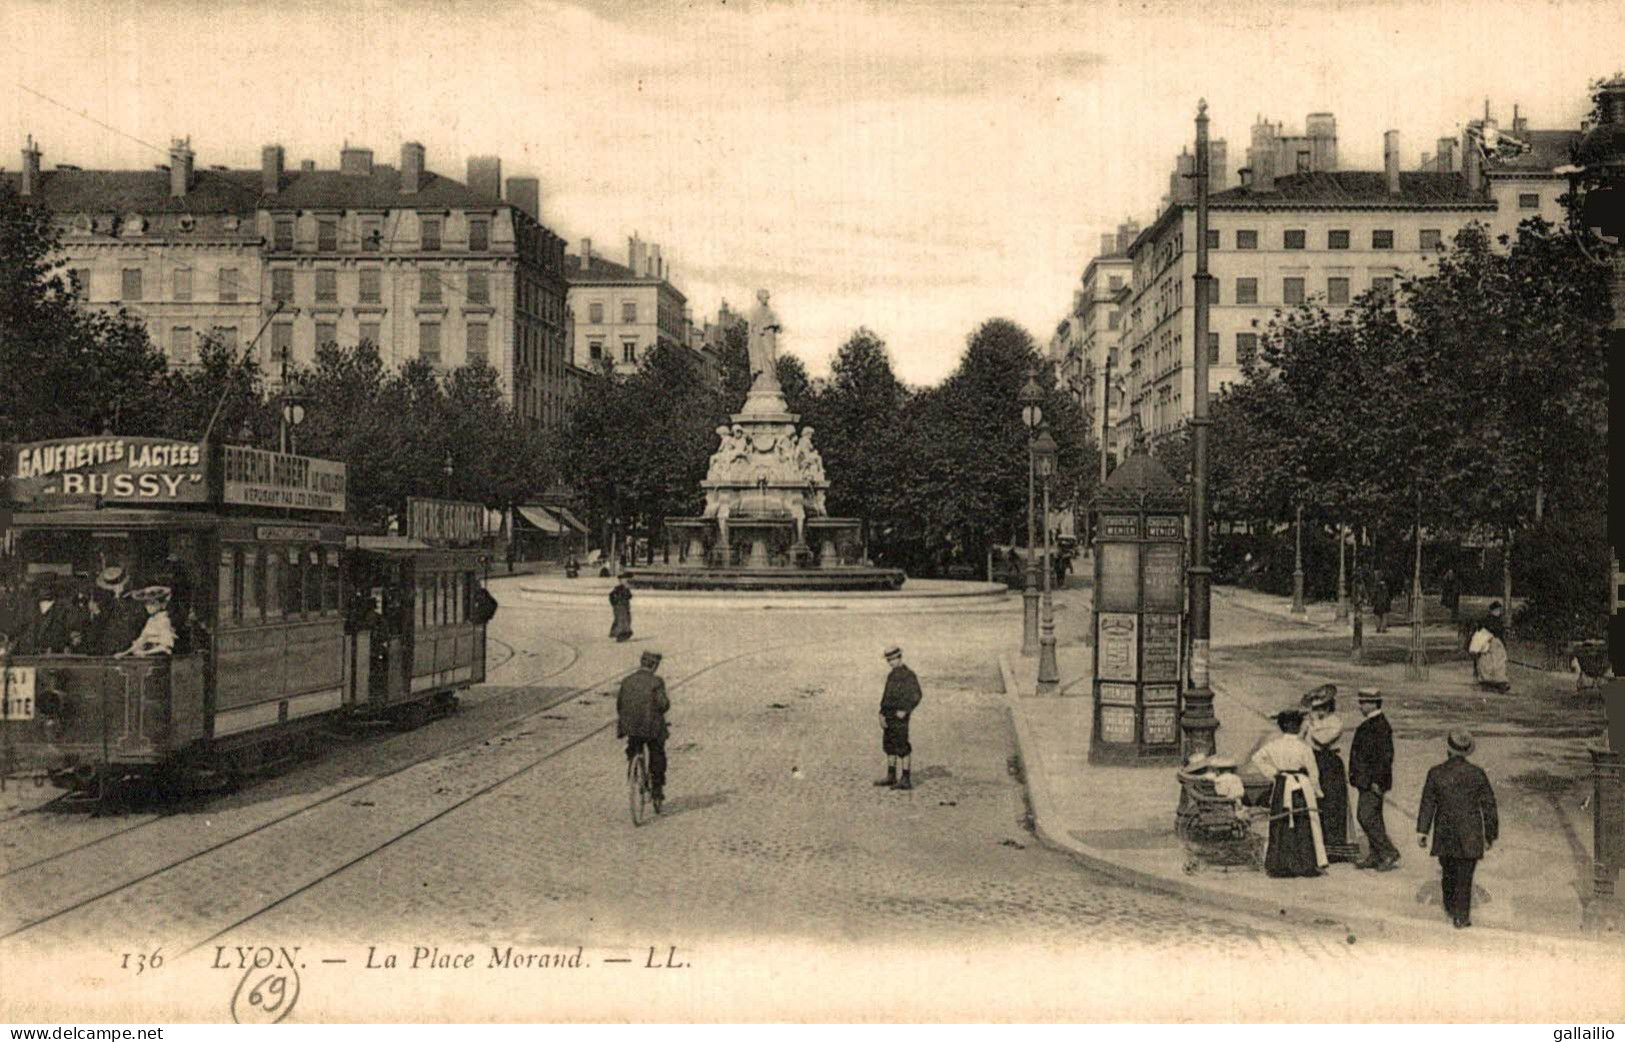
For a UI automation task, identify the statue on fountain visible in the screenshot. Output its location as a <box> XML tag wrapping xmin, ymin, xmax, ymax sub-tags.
<box><xmin>747</xmin><ymin>289</ymin><xmax>782</xmax><ymax>392</ymax></box>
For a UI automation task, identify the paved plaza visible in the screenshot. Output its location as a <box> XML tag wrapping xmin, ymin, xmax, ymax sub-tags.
<box><xmin>0</xmin><ymin>575</ymin><xmax>1616</xmax><ymax>1021</ymax></box>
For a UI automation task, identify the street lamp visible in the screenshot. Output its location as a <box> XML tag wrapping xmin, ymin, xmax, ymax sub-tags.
<box><xmin>1291</xmin><ymin>503</ymin><xmax>1306</xmax><ymax>613</ymax></box>
<box><xmin>442</xmin><ymin>452</ymin><xmax>455</xmax><ymax>498</ymax></box>
<box><xmin>278</xmin><ymin>374</ymin><xmax>306</xmax><ymax>455</ymax></box>
<box><xmin>1034</xmin><ymin>426</ymin><xmax>1060</xmax><ymax>693</ymax></box>
<box><xmin>1561</xmin><ymin>72</ymin><xmax>1625</xmax><ymax>925</ymax></box>
<box><xmin>1019</xmin><ymin>370</ymin><xmax>1045</xmax><ymax>657</ymax></box>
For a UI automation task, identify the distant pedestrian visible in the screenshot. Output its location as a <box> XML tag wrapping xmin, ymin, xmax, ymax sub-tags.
<box><xmin>1251</xmin><ymin>708</ymin><xmax>1327</xmax><ymax>878</ymax></box>
<box><xmin>1349</xmin><ymin>688</ymin><xmax>1399</xmax><ymax>871</ymax></box>
<box><xmin>608</xmin><ymin>578</ymin><xmax>633</xmax><ymax>642</ymax></box>
<box><xmin>617</xmin><ymin>651</ymin><xmax>669</xmax><ymax>810</ymax></box>
<box><xmin>1468</xmin><ymin>623</ymin><xmax>1510</xmax><ymax>693</ymax></box>
<box><xmin>1052</xmin><ymin>548</ymin><xmax>1071</xmax><ymax>588</ymax></box>
<box><xmin>1440</xmin><ymin>569</ymin><xmax>1461</xmax><ymax>623</ymax></box>
<box><xmin>1417</xmin><ymin>730</ymin><xmax>1498</xmax><ymax>928</ymax></box>
<box><xmin>1372</xmin><ymin>576</ymin><xmax>1392</xmax><ymax>633</ymax></box>
<box><xmin>874</xmin><ymin>645</ymin><xmax>924</xmax><ymax>790</ymax></box>
<box><xmin>1300</xmin><ymin>685</ymin><xmax>1351</xmax><ymax>858</ymax></box>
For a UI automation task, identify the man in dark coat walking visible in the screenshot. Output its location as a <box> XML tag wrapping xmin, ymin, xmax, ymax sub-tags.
<box><xmin>617</xmin><ymin>651</ymin><xmax>670</xmax><ymax>808</ymax></box>
<box><xmin>1349</xmin><ymin>688</ymin><xmax>1399</xmax><ymax>870</ymax></box>
<box><xmin>1372</xmin><ymin>576</ymin><xmax>1392</xmax><ymax>633</ymax></box>
<box><xmin>1417</xmin><ymin>729</ymin><xmax>1499</xmax><ymax>928</ymax></box>
<box><xmin>875</xmin><ymin>645</ymin><xmax>924</xmax><ymax>790</ymax></box>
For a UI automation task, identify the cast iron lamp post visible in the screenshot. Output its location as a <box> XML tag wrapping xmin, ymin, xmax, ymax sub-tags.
<box><xmin>1034</xmin><ymin>427</ymin><xmax>1060</xmax><ymax>693</ymax></box>
<box><xmin>1560</xmin><ymin>73</ymin><xmax>1625</xmax><ymax>924</ymax></box>
<box><xmin>278</xmin><ymin>374</ymin><xmax>306</xmax><ymax>456</ymax></box>
<box><xmin>1291</xmin><ymin>503</ymin><xmax>1306</xmax><ymax>613</ymax></box>
<box><xmin>1020</xmin><ymin>371</ymin><xmax>1045</xmax><ymax>656</ymax></box>
<box><xmin>442</xmin><ymin>452</ymin><xmax>454</xmax><ymax>498</ymax></box>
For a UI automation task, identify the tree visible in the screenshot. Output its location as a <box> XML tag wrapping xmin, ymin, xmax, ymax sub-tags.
<box><xmin>809</xmin><ymin>328</ymin><xmax>911</xmax><ymax>554</ymax></box>
<box><xmin>0</xmin><ymin>185</ymin><xmax>170</xmax><ymax>441</ymax></box>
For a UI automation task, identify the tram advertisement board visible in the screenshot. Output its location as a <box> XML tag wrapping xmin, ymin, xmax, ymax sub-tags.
<box><xmin>8</xmin><ymin>436</ymin><xmax>208</xmax><ymax>507</ymax></box>
<box><xmin>222</xmin><ymin>446</ymin><xmax>347</xmax><ymax>513</ymax></box>
<box><xmin>405</xmin><ymin>497</ymin><xmax>484</xmax><ymax>546</ymax></box>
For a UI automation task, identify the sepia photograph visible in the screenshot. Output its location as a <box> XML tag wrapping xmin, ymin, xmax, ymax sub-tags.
<box><xmin>0</xmin><ymin>0</ymin><xmax>1621</xmax><ymax>1025</ymax></box>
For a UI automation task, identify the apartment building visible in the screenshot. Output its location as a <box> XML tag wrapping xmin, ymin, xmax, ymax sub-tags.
<box><xmin>565</xmin><ymin>235</ymin><xmax>692</xmax><ymax>376</ymax></box>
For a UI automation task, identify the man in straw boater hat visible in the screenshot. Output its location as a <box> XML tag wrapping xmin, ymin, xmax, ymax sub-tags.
<box><xmin>1349</xmin><ymin>688</ymin><xmax>1399</xmax><ymax>871</ymax></box>
<box><xmin>616</xmin><ymin>651</ymin><xmax>670</xmax><ymax>811</ymax></box>
<box><xmin>874</xmin><ymin>645</ymin><xmax>923</xmax><ymax>791</ymax></box>
<box><xmin>1417</xmin><ymin>729</ymin><xmax>1499</xmax><ymax>928</ymax></box>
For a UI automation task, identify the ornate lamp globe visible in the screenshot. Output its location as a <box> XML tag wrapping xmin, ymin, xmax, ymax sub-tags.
<box><xmin>1033</xmin><ymin>427</ymin><xmax>1059</xmax><ymax>479</ymax></box>
<box><xmin>1019</xmin><ymin>371</ymin><xmax>1044</xmax><ymax>430</ymax></box>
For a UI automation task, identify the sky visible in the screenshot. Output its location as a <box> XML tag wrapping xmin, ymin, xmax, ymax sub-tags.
<box><xmin>2</xmin><ymin>0</ymin><xmax>1619</xmax><ymax>385</ymax></box>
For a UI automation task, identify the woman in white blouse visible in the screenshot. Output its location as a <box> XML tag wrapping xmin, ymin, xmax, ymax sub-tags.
<box><xmin>1250</xmin><ymin>708</ymin><xmax>1328</xmax><ymax>877</ymax></box>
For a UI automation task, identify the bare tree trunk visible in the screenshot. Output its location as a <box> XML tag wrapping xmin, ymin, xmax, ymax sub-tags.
<box><xmin>1407</xmin><ymin>502</ymin><xmax>1428</xmax><ymax>679</ymax></box>
<box><xmin>1502</xmin><ymin>527</ymin><xmax>1514</xmax><ymax>640</ymax></box>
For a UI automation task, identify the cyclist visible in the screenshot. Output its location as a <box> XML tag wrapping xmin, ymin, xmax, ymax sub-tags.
<box><xmin>617</xmin><ymin>650</ymin><xmax>670</xmax><ymax>810</ymax></box>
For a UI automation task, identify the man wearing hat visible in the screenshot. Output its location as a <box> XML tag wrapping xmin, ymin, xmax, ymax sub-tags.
<box><xmin>617</xmin><ymin>651</ymin><xmax>670</xmax><ymax>810</ymax></box>
<box><xmin>21</xmin><ymin>575</ymin><xmax>88</xmax><ymax>654</ymax></box>
<box><xmin>875</xmin><ymin>645</ymin><xmax>924</xmax><ymax>790</ymax></box>
<box><xmin>1417</xmin><ymin>730</ymin><xmax>1499</xmax><ymax>927</ymax></box>
<box><xmin>1349</xmin><ymin>688</ymin><xmax>1399</xmax><ymax>870</ymax></box>
<box><xmin>93</xmin><ymin>565</ymin><xmax>147</xmax><ymax>657</ymax></box>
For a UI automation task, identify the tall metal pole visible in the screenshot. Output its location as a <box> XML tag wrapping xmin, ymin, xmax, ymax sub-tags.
<box><xmin>1336</xmin><ymin>522</ymin><xmax>1348</xmax><ymax>621</ymax></box>
<box><xmin>1100</xmin><ymin>353</ymin><xmax>1112</xmax><ymax>484</ymax></box>
<box><xmin>1023</xmin><ymin>436</ymin><xmax>1039</xmax><ymax>656</ymax></box>
<box><xmin>1292</xmin><ymin>503</ymin><xmax>1306</xmax><ymax>613</ymax></box>
<box><xmin>1181</xmin><ymin>99</ymin><xmax>1218</xmax><ymax>757</ymax></box>
<box><xmin>1038</xmin><ymin>472</ymin><xmax>1059</xmax><ymax>692</ymax></box>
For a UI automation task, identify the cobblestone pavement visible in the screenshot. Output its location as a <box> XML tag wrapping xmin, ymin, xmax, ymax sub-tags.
<box><xmin>2</xmin><ymin>591</ymin><xmax>1411</xmax><ymax>1021</ymax></box>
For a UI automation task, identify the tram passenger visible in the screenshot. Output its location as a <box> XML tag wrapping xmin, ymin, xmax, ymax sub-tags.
<box><xmin>20</xmin><ymin>575</ymin><xmax>89</xmax><ymax>654</ymax></box>
<box><xmin>94</xmin><ymin>566</ymin><xmax>148</xmax><ymax>656</ymax></box>
<box><xmin>118</xmin><ymin>587</ymin><xmax>176</xmax><ymax>658</ymax></box>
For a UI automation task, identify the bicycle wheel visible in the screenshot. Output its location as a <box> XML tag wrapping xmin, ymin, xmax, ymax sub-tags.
<box><xmin>628</xmin><ymin>748</ymin><xmax>651</xmax><ymax>827</ymax></box>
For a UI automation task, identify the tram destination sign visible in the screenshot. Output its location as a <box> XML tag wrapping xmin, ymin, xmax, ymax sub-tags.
<box><xmin>405</xmin><ymin>497</ymin><xmax>485</xmax><ymax>546</ymax></box>
<box><xmin>8</xmin><ymin>436</ymin><xmax>208</xmax><ymax>508</ymax></box>
<box><xmin>222</xmin><ymin>446</ymin><xmax>347</xmax><ymax>513</ymax></box>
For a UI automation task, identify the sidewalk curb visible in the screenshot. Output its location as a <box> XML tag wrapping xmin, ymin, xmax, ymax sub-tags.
<box><xmin>999</xmin><ymin>657</ymin><xmax>1624</xmax><ymax>953</ymax></box>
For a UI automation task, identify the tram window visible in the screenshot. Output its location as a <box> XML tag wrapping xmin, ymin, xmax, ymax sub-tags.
<box><xmin>440</xmin><ymin>573</ymin><xmax>451</xmax><ymax>626</ymax></box>
<box><xmin>284</xmin><ymin>548</ymin><xmax>302</xmax><ymax>618</ymax></box>
<box><xmin>304</xmin><ymin>548</ymin><xmax>322</xmax><ymax>615</ymax></box>
<box><xmin>218</xmin><ymin>550</ymin><xmax>236</xmax><ymax>624</ymax></box>
<box><xmin>232</xmin><ymin>550</ymin><xmax>246</xmax><ymax>623</ymax></box>
<box><xmin>451</xmin><ymin>573</ymin><xmax>463</xmax><ymax>625</ymax></box>
<box><xmin>265</xmin><ymin>552</ymin><xmax>283</xmax><ymax>617</ymax></box>
<box><xmin>417</xmin><ymin>576</ymin><xmax>431</xmax><ymax>629</ymax></box>
<box><xmin>323</xmin><ymin>550</ymin><xmax>341</xmax><ymax>615</ymax></box>
<box><xmin>250</xmin><ymin>551</ymin><xmax>266</xmax><ymax>621</ymax></box>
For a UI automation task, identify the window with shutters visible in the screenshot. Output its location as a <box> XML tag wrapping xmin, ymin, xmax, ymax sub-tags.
<box><xmin>1518</xmin><ymin>193</ymin><xmax>1540</xmax><ymax>210</ymax></box>
<box><xmin>467</xmin><ymin>323</ymin><xmax>488</xmax><ymax>365</ymax></box>
<box><xmin>275</xmin><ymin>219</ymin><xmax>294</xmax><ymax>251</ymax></box>
<box><xmin>1207</xmin><ymin>332</ymin><xmax>1220</xmax><ymax>365</ymax></box>
<box><xmin>421</xmin><ymin>217</ymin><xmax>441</xmax><ymax>251</ymax></box>
<box><xmin>174</xmin><ymin>267</ymin><xmax>192</xmax><ymax>301</ymax></box>
<box><xmin>360</xmin><ymin>321</ymin><xmax>381</xmax><ymax>346</ymax></box>
<box><xmin>359</xmin><ymin>268</ymin><xmax>381</xmax><ymax>303</ymax></box>
<box><xmin>1327</xmin><ymin>277</ymin><xmax>1350</xmax><ymax>305</ymax></box>
<box><xmin>212</xmin><ymin>326</ymin><xmax>239</xmax><ymax>352</ymax></box>
<box><xmin>1235</xmin><ymin>278</ymin><xmax>1258</xmax><ymax>304</ymax></box>
<box><xmin>272</xmin><ymin>269</ymin><xmax>294</xmax><ymax>303</ymax></box>
<box><xmin>1205</xmin><ymin>229</ymin><xmax>1219</xmax><ymax>250</ymax></box>
<box><xmin>316</xmin><ymin>269</ymin><xmax>337</xmax><ymax>303</ymax></box>
<box><xmin>1203</xmin><ymin>279</ymin><xmax>1219</xmax><ymax>305</ymax></box>
<box><xmin>1107</xmin><ymin>310</ymin><xmax>1120</xmax><ymax>330</ymax></box>
<box><xmin>1236</xmin><ymin>229</ymin><xmax>1258</xmax><ymax>249</ymax></box>
<box><xmin>469</xmin><ymin>218</ymin><xmax>489</xmax><ymax>251</ymax></box>
<box><xmin>1419</xmin><ymin>229</ymin><xmax>1442</xmax><ymax>249</ymax></box>
<box><xmin>315</xmin><ymin>321</ymin><xmax>337</xmax><ymax>347</ymax></box>
<box><xmin>1284</xmin><ymin>229</ymin><xmax>1306</xmax><ymax>250</ymax></box>
<box><xmin>219</xmin><ymin>268</ymin><xmax>239</xmax><ymax>302</ymax></box>
<box><xmin>622</xmin><ymin>339</ymin><xmax>637</xmax><ymax>363</ymax></box>
<box><xmin>420</xmin><ymin>323</ymin><xmax>441</xmax><ymax>366</ymax></box>
<box><xmin>588</xmin><ymin>301</ymin><xmax>604</xmax><ymax>324</ymax></box>
<box><xmin>1236</xmin><ymin>333</ymin><xmax>1258</xmax><ymax>366</ymax></box>
<box><xmin>589</xmin><ymin>340</ymin><xmax>603</xmax><ymax>360</ymax></box>
<box><xmin>622</xmin><ymin>301</ymin><xmax>637</xmax><ymax>323</ymax></box>
<box><xmin>1371</xmin><ymin>276</ymin><xmax>1395</xmax><ymax>300</ymax></box>
<box><xmin>467</xmin><ymin>270</ymin><xmax>489</xmax><ymax>304</ymax></box>
<box><xmin>317</xmin><ymin>219</ymin><xmax>337</xmax><ymax>252</ymax></box>
<box><xmin>361</xmin><ymin>217</ymin><xmax>382</xmax><ymax>251</ymax></box>
<box><xmin>1283</xmin><ymin>277</ymin><xmax>1305</xmax><ymax>304</ymax></box>
<box><xmin>1328</xmin><ymin>229</ymin><xmax>1350</xmax><ymax>249</ymax></box>
<box><xmin>172</xmin><ymin>326</ymin><xmax>193</xmax><ymax>363</ymax></box>
<box><xmin>1372</xmin><ymin>229</ymin><xmax>1394</xmax><ymax>250</ymax></box>
<box><xmin>122</xmin><ymin>268</ymin><xmax>143</xmax><ymax>301</ymax></box>
<box><xmin>271</xmin><ymin>323</ymin><xmax>293</xmax><ymax>363</ymax></box>
<box><xmin>420</xmin><ymin>270</ymin><xmax>441</xmax><ymax>304</ymax></box>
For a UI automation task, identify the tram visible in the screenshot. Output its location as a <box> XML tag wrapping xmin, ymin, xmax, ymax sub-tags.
<box><xmin>0</xmin><ymin>435</ymin><xmax>492</xmax><ymax>793</ymax></box>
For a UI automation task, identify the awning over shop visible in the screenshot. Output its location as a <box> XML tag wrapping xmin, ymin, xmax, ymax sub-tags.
<box><xmin>551</xmin><ymin>506</ymin><xmax>589</xmax><ymax>535</ymax></box>
<box><xmin>516</xmin><ymin>505</ymin><xmax>565</xmax><ymax>535</ymax></box>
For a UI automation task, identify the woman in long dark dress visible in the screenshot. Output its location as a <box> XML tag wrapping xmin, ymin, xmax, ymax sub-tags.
<box><xmin>1249</xmin><ymin>709</ymin><xmax>1327</xmax><ymax>878</ymax></box>
<box><xmin>1303</xmin><ymin>688</ymin><xmax>1350</xmax><ymax>856</ymax></box>
<box><xmin>608</xmin><ymin>578</ymin><xmax>633</xmax><ymax>642</ymax></box>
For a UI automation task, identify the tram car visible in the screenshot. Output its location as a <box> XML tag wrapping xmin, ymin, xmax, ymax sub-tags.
<box><xmin>0</xmin><ymin>435</ymin><xmax>491</xmax><ymax>793</ymax></box>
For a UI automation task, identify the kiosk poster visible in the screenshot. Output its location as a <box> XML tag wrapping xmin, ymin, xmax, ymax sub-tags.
<box><xmin>1142</xmin><ymin>542</ymin><xmax>1184</xmax><ymax>611</ymax></box>
<box><xmin>8</xmin><ymin>436</ymin><xmax>208</xmax><ymax>507</ymax></box>
<box><xmin>1097</xmin><ymin>612</ymin><xmax>1138</xmax><ymax>681</ymax></box>
<box><xmin>1099</xmin><ymin>681</ymin><xmax>1137</xmax><ymax>706</ymax></box>
<box><xmin>1140</xmin><ymin>612</ymin><xmax>1181</xmax><ymax>681</ymax></box>
<box><xmin>1096</xmin><ymin>542</ymin><xmax>1140</xmax><ymax>612</ymax></box>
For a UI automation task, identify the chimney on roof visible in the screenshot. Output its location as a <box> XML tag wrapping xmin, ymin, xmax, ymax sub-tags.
<box><xmin>1384</xmin><ymin>130</ymin><xmax>1401</xmax><ymax>196</ymax></box>
<box><xmin>650</xmin><ymin>243</ymin><xmax>663</xmax><ymax>280</ymax></box>
<box><xmin>261</xmin><ymin>144</ymin><xmax>283</xmax><ymax>194</ymax></box>
<box><xmin>300</xmin><ymin>159</ymin><xmax>316</xmax><ymax>173</ymax></box>
<box><xmin>340</xmin><ymin>145</ymin><xmax>373</xmax><ymax>176</ymax></box>
<box><xmin>400</xmin><ymin>141</ymin><xmax>425</xmax><ymax>194</ymax></box>
<box><xmin>628</xmin><ymin>235</ymin><xmax>646</xmax><ymax>277</ymax></box>
<box><xmin>20</xmin><ymin>135</ymin><xmax>41</xmax><ymax>196</ymax></box>
<box><xmin>1100</xmin><ymin>233</ymin><xmax>1117</xmax><ymax>255</ymax></box>
<box><xmin>1252</xmin><ymin>148</ymin><xmax>1276</xmax><ymax>193</ymax></box>
<box><xmin>1209</xmin><ymin>138</ymin><xmax>1229</xmax><ymax>192</ymax></box>
<box><xmin>1435</xmin><ymin>137</ymin><xmax>1457</xmax><ymax>172</ymax></box>
<box><xmin>1418</xmin><ymin>152</ymin><xmax>1433</xmax><ymax>172</ymax></box>
<box><xmin>1463</xmin><ymin>129</ymin><xmax>1484</xmax><ymax>194</ymax></box>
<box><xmin>580</xmin><ymin>238</ymin><xmax>592</xmax><ymax>266</ymax></box>
<box><xmin>169</xmin><ymin>137</ymin><xmax>194</xmax><ymax>198</ymax></box>
<box><xmin>1512</xmin><ymin>104</ymin><xmax>1527</xmax><ymax>137</ymax></box>
<box><xmin>467</xmin><ymin>156</ymin><xmax>501</xmax><ymax>200</ymax></box>
<box><xmin>1116</xmin><ymin>220</ymin><xmax>1139</xmax><ymax>254</ymax></box>
<box><xmin>505</xmin><ymin>176</ymin><xmax>539</xmax><ymax>219</ymax></box>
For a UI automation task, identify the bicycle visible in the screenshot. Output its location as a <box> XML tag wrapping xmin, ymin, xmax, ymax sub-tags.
<box><xmin>627</xmin><ymin>743</ymin><xmax>655</xmax><ymax>826</ymax></box>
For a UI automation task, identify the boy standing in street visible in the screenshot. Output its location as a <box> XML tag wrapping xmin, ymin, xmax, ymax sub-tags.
<box><xmin>875</xmin><ymin>645</ymin><xmax>923</xmax><ymax>790</ymax></box>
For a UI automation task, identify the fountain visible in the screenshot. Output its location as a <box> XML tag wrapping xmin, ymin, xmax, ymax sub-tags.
<box><xmin>624</xmin><ymin>290</ymin><xmax>905</xmax><ymax>591</ymax></box>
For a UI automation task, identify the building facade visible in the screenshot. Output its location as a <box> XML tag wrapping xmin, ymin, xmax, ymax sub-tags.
<box><xmin>565</xmin><ymin>235</ymin><xmax>691</xmax><ymax>376</ymax></box>
<box><xmin>9</xmin><ymin>137</ymin><xmax>572</xmax><ymax>429</ymax></box>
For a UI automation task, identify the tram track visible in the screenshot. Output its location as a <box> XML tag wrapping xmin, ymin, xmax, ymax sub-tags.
<box><xmin>0</xmin><ymin>632</ymin><xmax>577</xmax><ymax>877</ymax></box>
<box><xmin>0</xmin><ymin>635</ymin><xmax>777</xmax><ymax>947</ymax></box>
